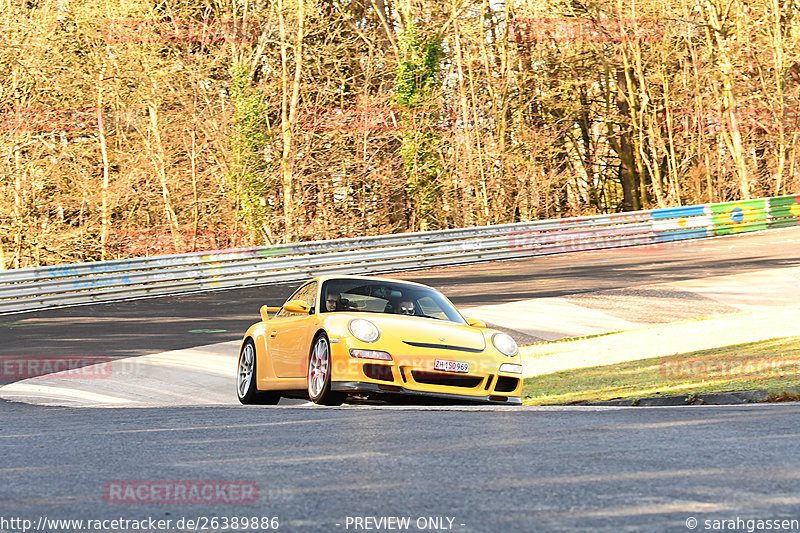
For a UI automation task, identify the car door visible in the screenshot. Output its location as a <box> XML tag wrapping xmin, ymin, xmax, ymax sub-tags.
<box><xmin>269</xmin><ymin>281</ymin><xmax>318</xmax><ymax>378</ymax></box>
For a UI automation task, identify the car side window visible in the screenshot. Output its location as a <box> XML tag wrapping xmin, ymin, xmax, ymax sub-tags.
<box><xmin>299</xmin><ymin>282</ymin><xmax>318</xmax><ymax>310</ymax></box>
<box><xmin>276</xmin><ymin>282</ymin><xmax>318</xmax><ymax>317</ymax></box>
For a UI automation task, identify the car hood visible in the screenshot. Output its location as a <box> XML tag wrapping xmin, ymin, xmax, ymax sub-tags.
<box><xmin>356</xmin><ymin>314</ymin><xmax>487</xmax><ymax>352</ymax></box>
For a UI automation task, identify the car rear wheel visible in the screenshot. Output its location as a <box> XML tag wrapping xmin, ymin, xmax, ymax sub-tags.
<box><xmin>308</xmin><ymin>333</ymin><xmax>345</xmax><ymax>406</ymax></box>
<box><xmin>237</xmin><ymin>338</ymin><xmax>280</xmax><ymax>405</ymax></box>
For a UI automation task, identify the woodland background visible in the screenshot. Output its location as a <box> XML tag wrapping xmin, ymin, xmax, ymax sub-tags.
<box><xmin>2</xmin><ymin>0</ymin><xmax>800</xmax><ymax>268</ymax></box>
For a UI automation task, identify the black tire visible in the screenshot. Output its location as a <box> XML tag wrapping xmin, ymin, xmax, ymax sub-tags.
<box><xmin>237</xmin><ymin>338</ymin><xmax>280</xmax><ymax>405</ymax></box>
<box><xmin>307</xmin><ymin>333</ymin><xmax>346</xmax><ymax>406</ymax></box>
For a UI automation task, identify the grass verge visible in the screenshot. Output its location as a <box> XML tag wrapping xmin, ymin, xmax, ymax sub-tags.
<box><xmin>522</xmin><ymin>336</ymin><xmax>800</xmax><ymax>405</ymax></box>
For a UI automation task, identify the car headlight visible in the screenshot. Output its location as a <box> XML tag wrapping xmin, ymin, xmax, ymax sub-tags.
<box><xmin>492</xmin><ymin>333</ymin><xmax>518</xmax><ymax>357</ymax></box>
<box><xmin>348</xmin><ymin>319</ymin><xmax>380</xmax><ymax>343</ymax></box>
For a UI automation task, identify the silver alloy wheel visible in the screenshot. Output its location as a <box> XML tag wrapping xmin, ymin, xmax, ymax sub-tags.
<box><xmin>309</xmin><ymin>336</ymin><xmax>329</xmax><ymax>398</ymax></box>
<box><xmin>237</xmin><ymin>342</ymin><xmax>254</xmax><ymax>398</ymax></box>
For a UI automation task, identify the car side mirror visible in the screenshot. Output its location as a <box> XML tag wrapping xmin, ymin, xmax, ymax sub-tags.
<box><xmin>260</xmin><ymin>305</ymin><xmax>271</xmax><ymax>322</ymax></box>
<box><xmin>466</xmin><ymin>317</ymin><xmax>487</xmax><ymax>328</ymax></box>
<box><xmin>283</xmin><ymin>300</ymin><xmax>311</xmax><ymax>314</ymax></box>
<box><xmin>260</xmin><ymin>305</ymin><xmax>282</xmax><ymax>321</ymax></box>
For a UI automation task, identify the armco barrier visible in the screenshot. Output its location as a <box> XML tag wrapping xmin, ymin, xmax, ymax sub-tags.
<box><xmin>0</xmin><ymin>194</ymin><xmax>798</xmax><ymax>314</ymax></box>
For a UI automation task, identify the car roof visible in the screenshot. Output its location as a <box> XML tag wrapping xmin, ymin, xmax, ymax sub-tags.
<box><xmin>309</xmin><ymin>274</ymin><xmax>432</xmax><ymax>289</ymax></box>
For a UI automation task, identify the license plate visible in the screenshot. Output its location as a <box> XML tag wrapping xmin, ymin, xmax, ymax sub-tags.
<box><xmin>434</xmin><ymin>359</ymin><xmax>470</xmax><ymax>373</ymax></box>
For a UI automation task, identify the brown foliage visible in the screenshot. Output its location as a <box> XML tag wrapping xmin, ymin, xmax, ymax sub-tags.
<box><xmin>1</xmin><ymin>0</ymin><xmax>799</xmax><ymax>267</ymax></box>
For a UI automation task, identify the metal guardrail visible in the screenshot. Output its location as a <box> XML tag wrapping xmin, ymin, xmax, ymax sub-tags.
<box><xmin>1</xmin><ymin>194</ymin><xmax>798</xmax><ymax>314</ymax></box>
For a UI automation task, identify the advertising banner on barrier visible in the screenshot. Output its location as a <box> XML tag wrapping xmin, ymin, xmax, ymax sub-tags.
<box><xmin>651</xmin><ymin>205</ymin><xmax>712</xmax><ymax>242</ymax></box>
<box><xmin>711</xmin><ymin>199</ymin><xmax>769</xmax><ymax>235</ymax></box>
<box><xmin>768</xmin><ymin>194</ymin><xmax>800</xmax><ymax>228</ymax></box>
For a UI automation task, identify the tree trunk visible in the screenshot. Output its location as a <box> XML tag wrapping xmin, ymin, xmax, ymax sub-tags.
<box><xmin>13</xmin><ymin>147</ymin><xmax>23</xmax><ymax>268</ymax></box>
<box><xmin>97</xmin><ymin>69</ymin><xmax>111</xmax><ymax>260</ymax></box>
<box><xmin>148</xmin><ymin>103</ymin><xmax>180</xmax><ymax>251</ymax></box>
<box><xmin>191</xmin><ymin>121</ymin><xmax>199</xmax><ymax>251</ymax></box>
<box><xmin>704</xmin><ymin>0</ymin><xmax>750</xmax><ymax>199</ymax></box>
<box><xmin>279</xmin><ymin>0</ymin><xmax>305</xmax><ymax>242</ymax></box>
<box><xmin>613</xmin><ymin>67</ymin><xmax>640</xmax><ymax>211</ymax></box>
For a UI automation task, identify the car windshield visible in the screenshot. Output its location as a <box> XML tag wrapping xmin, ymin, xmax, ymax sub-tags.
<box><xmin>320</xmin><ymin>279</ymin><xmax>466</xmax><ymax>324</ymax></box>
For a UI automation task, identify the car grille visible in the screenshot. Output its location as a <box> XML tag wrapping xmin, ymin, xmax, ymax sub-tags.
<box><xmin>410</xmin><ymin>371</ymin><xmax>483</xmax><ymax>389</ymax></box>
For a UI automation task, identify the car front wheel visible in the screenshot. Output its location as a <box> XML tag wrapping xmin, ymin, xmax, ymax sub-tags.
<box><xmin>308</xmin><ymin>333</ymin><xmax>345</xmax><ymax>406</ymax></box>
<box><xmin>237</xmin><ymin>338</ymin><xmax>280</xmax><ymax>405</ymax></box>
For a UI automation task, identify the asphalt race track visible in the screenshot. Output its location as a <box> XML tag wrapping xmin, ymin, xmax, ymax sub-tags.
<box><xmin>3</xmin><ymin>401</ymin><xmax>800</xmax><ymax>532</ymax></box>
<box><xmin>2</xmin><ymin>228</ymin><xmax>800</xmax><ymax>532</ymax></box>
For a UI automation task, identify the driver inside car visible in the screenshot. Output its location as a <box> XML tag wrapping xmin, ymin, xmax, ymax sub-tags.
<box><xmin>398</xmin><ymin>300</ymin><xmax>415</xmax><ymax>315</ymax></box>
<box><xmin>325</xmin><ymin>293</ymin><xmax>343</xmax><ymax>311</ymax></box>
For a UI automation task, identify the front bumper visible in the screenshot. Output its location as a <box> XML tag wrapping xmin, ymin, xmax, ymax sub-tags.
<box><xmin>332</xmin><ymin>381</ymin><xmax>523</xmax><ymax>405</ymax></box>
<box><xmin>330</xmin><ymin>330</ymin><xmax>523</xmax><ymax>403</ymax></box>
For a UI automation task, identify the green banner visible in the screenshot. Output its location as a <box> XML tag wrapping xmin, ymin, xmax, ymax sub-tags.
<box><xmin>711</xmin><ymin>199</ymin><xmax>768</xmax><ymax>235</ymax></box>
<box><xmin>768</xmin><ymin>194</ymin><xmax>800</xmax><ymax>228</ymax></box>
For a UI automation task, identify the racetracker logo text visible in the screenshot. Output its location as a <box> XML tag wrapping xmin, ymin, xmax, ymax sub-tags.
<box><xmin>660</xmin><ymin>358</ymin><xmax>800</xmax><ymax>380</ymax></box>
<box><xmin>102</xmin><ymin>19</ymin><xmax>261</xmax><ymax>44</ymax></box>
<box><xmin>508</xmin><ymin>17</ymin><xmax>671</xmax><ymax>43</ymax></box>
<box><xmin>1</xmin><ymin>356</ymin><xmax>112</xmax><ymax>379</ymax></box>
<box><xmin>104</xmin><ymin>481</ymin><xmax>259</xmax><ymax>504</ymax></box>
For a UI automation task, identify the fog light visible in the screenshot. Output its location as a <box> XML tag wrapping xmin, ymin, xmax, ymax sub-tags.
<box><xmin>350</xmin><ymin>349</ymin><xmax>393</xmax><ymax>361</ymax></box>
<box><xmin>499</xmin><ymin>363</ymin><xmax>522</xmax><ymax>374</ymax></box>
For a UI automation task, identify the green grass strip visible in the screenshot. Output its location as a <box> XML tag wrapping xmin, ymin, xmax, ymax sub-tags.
<box><xmin>523</xmin><ymin>336</ymin><xmax>800</xmax><ymax>405</ymax></box>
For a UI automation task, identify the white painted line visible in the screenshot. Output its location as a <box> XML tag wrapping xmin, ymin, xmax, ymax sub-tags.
<box><xmin>0</xmin><ymin>383</ymin><xmax>134</xmax><ymax>405</ymax></box>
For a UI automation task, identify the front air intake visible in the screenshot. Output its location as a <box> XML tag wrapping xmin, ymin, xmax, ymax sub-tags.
<box><xmin>363</xmin><ymin>364</ymin><xmax>394</xmax><ymax>382</ymax></box>
<box><xmin>411</xmin><ymin>371</ymin><xmax>482</xmax><ymax>388</ymax></box>
<box><xmin>495</xmin><ymin>376</ymin><xmax>520</xmax><ymax>393</ymax></box>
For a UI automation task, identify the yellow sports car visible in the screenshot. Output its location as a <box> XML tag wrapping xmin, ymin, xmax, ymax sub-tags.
<box><xmin>236</xmin><ymin>275</ymin><xmax>522</xmax><ymax>405</ymax></box>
